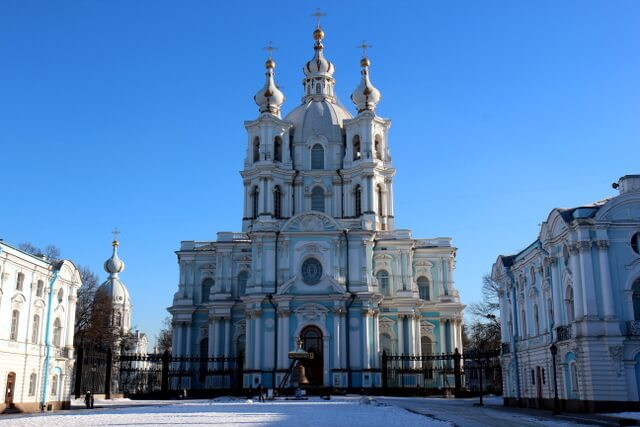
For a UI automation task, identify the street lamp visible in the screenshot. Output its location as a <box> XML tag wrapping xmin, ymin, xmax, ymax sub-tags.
<box><xmin>549</xmin><ymin>343</ymin><xmax>560</xmax><ymax>415</ymax></box>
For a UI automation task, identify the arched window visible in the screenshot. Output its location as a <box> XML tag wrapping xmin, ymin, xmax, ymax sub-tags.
<box><xmin>36</xmin><ymin>280</ymin><xmax>44</xmax><ymax>297</ymax></box>
<box><xmin>51</xmin><ymin>375</ymin><xmax>58</xmax><ymax>396</ymax></box>
<box><xmin>521</xmin><ymin>309</ymin><xmax>527</xmax><ymax>337</ymax></box>
<box><xmin>16</xmin><ymin>272</ymin><xmax>24</xmax><ymax>291</ymax></box>
<box><xmin>633</xmin><ymin>278</ymin><xmax>640</xmax><ymax>320</ymax></box>
<box><xmin>28</xmin><ymin>373</ymin><xmax>37</xmax><ymax>396</ymax></box>
<box><xmin>354</xmin><ymin>185</ymin><xmax>362</xmax><ymax>217</ymax></box>
<box><xmin>253</xmin><ymin>137</ymin><xmax>260</xmax><ymax>163</ymax></box>
<box><xmin>547</xmin><ymin>297</ymin><xmax>554</xmax><ymax>327</ymax></box>
<box><xmin>377</xmin><ymin>270</ymin><xmax>390</xmax><ymax>296</ymax></box>
<box><xmin>417</xmin><ymin>277</ymin><xmax>430</xmax><ymax>300</ymax></box>
<box><xmin>377</xmin><ymin>184</ymin><xmax>384</xmax><ymax>217</ymax></box>
<box><xmin>374</xmin><ymin>135</ymin><xmax>383</xmax><ymax>159</ymax></box>
<box><xmin>530</xmin><ymin>266</ymin><xmax>536</xmax><ymax>284</ymax></box>
<box><xmin>201</xmin><ymin>278</ymin><xmax>214</xmax><ymax>303</ymax></box>
<box><xmin>533</xmin><ymin>304</ymin><xmax>540</xmax><ymax>335</ymax></box>
<box><xmin>631</xmin><ymin>232</ymin><xmax>640</xmax><ymax>255</ymax></box>
<box><xmin>10</xmin><ymin>310</ymin><xmax>20</xmax><ymax>341</ymax></box>
<box><xmin>352</xmin><ymin>135</ymin><xmax>361</xmax><ymax>160</ymax></box>
<box><xmin>566</xmin><ymin>285</ymin><xmax>575</xmax><ymax>322</ymax></box>
<box><xmin>114</xmin><ymin>310</ymin><xmax>122</xmax><ymax>327</ymax></box>
<box><xmin>31</xmin><ymin>314</ymin><xmax>40</xmax><ymax>344</ymax></box>
<box><xmin>57</xmin><ymin>288</ymin><xmax>64</xmax><ymax>304</ymax></box>
<box><xmin>274</xmin><ymin>136</ymin><xmax>282</xmax><ymax>162</ymax></box>
<box><xmin>311</xmin><ymin>187</ymin><xmax>325</xmax><ymax>212</ymax></box>
<box><xmin>274</xmin><ymin>186</ymin><xmax>282</xmax><ymax>218</ymax></box>
<box><xmin>53</xmin><ymin>318</ymin><xmax>62</xmax><ymax>347</ymax></box>
<box><xmin>236</xmin><ymin>334</ymin><xmax>246</xmax><ymax>358</ymax></box>
<box><xmin>315</xmin><ymin>84</ymin><xmax>321</xmax><ymax>94</ymax></box>
<box><xmin>237</xmin><ymin>271</ymin><xmax>248</xmax><ymax>298</ymax></box>
<box><xmin>421</xmin><ymin>336</ymin><xmax>434</xmax><ymax>355</ymax></box>
<box><xmin>311</xmin><ymin>144</ymin><xmax>324</xmax><ymax>169</ymax></box>
<box><xmin>251</xmin><ymin>186</ymin><xmax>259</xmax><ymax>219</ymax></box>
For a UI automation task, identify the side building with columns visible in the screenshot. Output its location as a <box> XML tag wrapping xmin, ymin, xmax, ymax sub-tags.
<box><xmin>168</xmin><ymin>24</ymin><xmax>464</xmax><ymax>390</ymax></box>
<box><xmin>492</xmin><ymin>174</ymin><xmax>640</xmax><ymax>412</ymax></box>
<box><xmin>0</xmin><ymin>241</ymin><xmax>82</xmax><ymax>412</ymax></box>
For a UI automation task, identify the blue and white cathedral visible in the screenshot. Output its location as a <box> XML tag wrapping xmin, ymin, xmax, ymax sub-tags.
<box><xmin>168</xmin><ymin>24</ymin><xmax>464</xmax><ymax>389</ymax></box>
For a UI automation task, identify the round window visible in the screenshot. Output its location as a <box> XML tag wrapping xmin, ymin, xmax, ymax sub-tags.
<box><xmin>301</xmin><ymin>258</ymin><xmax>323</xmax><ymax>285</ymax></box>
<box><xmin>631</xmin><ymin>232</ymin><xmax>640</xmax><ymax>255</ymax></box>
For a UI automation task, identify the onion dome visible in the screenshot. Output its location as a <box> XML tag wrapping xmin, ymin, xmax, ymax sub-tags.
<box><xmin>303</xmin><ymin>28</ymin><xmax>335</xmax><ymax>78</ymax></box>
<box><xmin>351</xmin><ymin>56</ymin><xmax>381</xmax><ymax>113</ymax></box>
<box><xmin>254</xmin><ymin>58</ymin><xmax>285</xmax><ymax>116</ymax></box>
<box><xmin>104</xmin><ymin>240</ymin><xmax>125</xmax><ymax>275</ymax></box>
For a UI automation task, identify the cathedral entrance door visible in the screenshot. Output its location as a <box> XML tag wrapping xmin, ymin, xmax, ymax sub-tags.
<box><xmin>4</xmin><ymin>372</ymin><xmax>16</xmax><ymax>407</ymax></box>
<box><xmin>301</xmin><ymin>326</ymin><xmax>323</xmax><ymax>387</ymax></box>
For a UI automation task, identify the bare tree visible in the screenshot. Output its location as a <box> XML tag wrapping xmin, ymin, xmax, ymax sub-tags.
<box><xmin>156</xmin><ymin>316</ymin><xmax>172</xmax><ymax>353</ymax></box>
<box><xmin>465</xmin><ymin>274</ymin><xmax>502</xmax><ymax>352</ymax></box>
<box><xmin>18</xmin><ymin>242</ymin><xmax>61</xmax><ymax>261</ymax></box>
<box><xmin>74</xmin><ymin>266</ymin><xmax>100</xmax><ymax>346</ymax></box>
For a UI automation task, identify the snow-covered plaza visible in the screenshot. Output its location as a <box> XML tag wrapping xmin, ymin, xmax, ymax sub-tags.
<box><xmin>0</xmin><ymin>395</ymin><xmax>621</xmax><ymax>427</ymax></box>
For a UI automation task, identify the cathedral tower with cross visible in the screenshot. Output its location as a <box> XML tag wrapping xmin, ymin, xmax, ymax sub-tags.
<box><xmin>170</xmin><ymin>16</ymin><xmax>463</xmax><ymax>390</ymax></box>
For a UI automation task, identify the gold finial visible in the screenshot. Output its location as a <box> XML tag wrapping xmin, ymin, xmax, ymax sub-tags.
<box><xmin>111</xmin><ymin>227</ymin><xmax>121</xmax><ymax>247</ymax></box>
<box><xmin>311</xmin><ymin>7</ymin><xmax>326</xmax><ymax>29</ymax></box>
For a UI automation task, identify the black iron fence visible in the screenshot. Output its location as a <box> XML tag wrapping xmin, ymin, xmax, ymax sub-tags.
<box><xmin>74</xmin><ymin>349</ymin><xmax>243</xmax><ymax>398</ymax></box>
<box><xmin>382</xmin><ymin>349</ymin><xmax>502</xmax><ymax>395</ymax></box>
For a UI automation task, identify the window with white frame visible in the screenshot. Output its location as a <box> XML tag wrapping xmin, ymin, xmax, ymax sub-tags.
<box><xmin>36</xmin><ymin>280</ymin><xmax>44</xmax><ymax>297</ymax></box>
<box><xmin>31</xmin><ymin>314</ymin><xmax>40</xmax><ymax>343</ymax></box>
<box><xmin>311</xmin><ymin>144</ymin><xmax>324</xmax><ymax>169</ymax></box>
<box><xmin>377</xmin><ymin>270</ymin><xmax>390</xmax><ymax>296</ymax></box>
<box><xmin>274</xmin><ymin>136</ymin><xmax>282</xmax><ymax>162</ymax></box>
<box><xmin>10</xmin><ymin>309</ymin><xmax>20</xmax><ymax>341</ymax></box>
<box><xmin>274</xmin><ymin>186</ymin><xmax>282</xmax><ymax>218</ymax></box>
<box><xmin>354</xmin><ymin>185</ymin><xmax>362</xmax><ymax>216</ymax></box>
<box><xmin>201</xmin><ymin>278</ymin><xmax>214</xmax><ymax>303</ymax></box>
<box><xmin>237</xmin><ymin>271</ymin><xmax>248</xmax><ymax>298</ymax></box>
<box><xmin>16</xmin><ymin>272</ymin><xmax>24</xmax><ymax>291</ymax></box>
<box><xmin>28</xmin><ymin>373</ymin><xmax>37</xmax><ymax>396</ymax></box>
<box><xmin>253</xmin><ymin>137</ymin><xmax>260</xmax><ymax>163</ymax></box>
<box><xmin>417</xmin><ymin>276</ymin><xmax>430</xmax><ymax>300</ymax></box>
<box><xmin>53</xmin><ymin>318</ymin><xmax>62</xmax><ymax>347</ymax></box>
<box><xmin>51</xmin><ymin>375</ymin><xmax>58</xmax><ymax>396</ymax></box>
<box><xmin>352</xmin><ymin>135</ymin><xmax>361</xmax><ymax>161</ymax></box>
<box><xmin>632</xmin><ymin>278</ymin><xmax>640</xmax><ymax>320</ymax></box>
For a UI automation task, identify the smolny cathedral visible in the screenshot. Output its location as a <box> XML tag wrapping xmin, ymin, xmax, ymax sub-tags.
<box><xmin>168</xmin><ymin>24</ymin><xmax>464</xmax><ymax>390</ymax></box>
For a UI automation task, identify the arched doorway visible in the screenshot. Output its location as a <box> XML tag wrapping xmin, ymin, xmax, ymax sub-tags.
<box><xmin>301</xmin><ymin>326</ymin><xmax>323</xmax><ymax>386</ymax></box>
<box><xmin>4</xmin><ymin>372</ymin><xmax>16</xmax><ymax>407</ymax></box>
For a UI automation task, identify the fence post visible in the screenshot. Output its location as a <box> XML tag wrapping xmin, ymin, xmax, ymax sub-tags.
<box><xmin>105</xmin><ymin>349</ymin><xmax>113</xmax><ymax>399</ymax></box>
<box><xmin>161</xmin><ymin>350</ymin><xmax>170</xmax><ymax>395</ymax></box>
<box><xmin>381</xmin><ymin>352</ymin><xmax>387</xmax><ymax>389</ymax></box>
<box><xmin>74</xmin><ymin>346</ymin><xmax>84</xmax><ymax>399</ymax></box>
<box><xmin>453</xmin><ymin>348</ymin><xmax>461</xmax><ymax>397</ymax></box>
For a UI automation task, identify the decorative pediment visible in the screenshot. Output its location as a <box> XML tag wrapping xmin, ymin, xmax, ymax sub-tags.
<box><xmin>281</xmin><ymin>212</ymin><xmax>340</xmax><ymax>232</ymax></box>
<box><xmin>276</xmin><ymin>276</ymin><xmax>297</xmax><ymax>295</ymax></box>
<box><xmin>420</xmin><ymin>320</ymin><xmax>436</xmax><ymax>338</ymax></box>
<box><xmin>199</xmin><ymin>263</ymin><xmax>216</xmax><ymax>271</ymax></box>
<box><xmin>379</xmin><ymin>317</ymin><xmax>396</xmax><ymax>335</ymax></box>
<box><xmin>295</xmin><ymin>303</ymin><xmax>328</xmax><ymax>327</ymax></box>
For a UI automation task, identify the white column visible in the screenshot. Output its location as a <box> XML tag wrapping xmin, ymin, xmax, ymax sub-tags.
<box><xmin>363</xmin><ymin>310</ymin><xmax>371</xmax><ymax>369</ymax></box>
<box><xmin>397</xmin><ymin>315</ymin><xmax>405</xmax><ymax>355</ymax></box>
<box><xmin>174</xmin><ymin>323</ymin><xmax>182</xmax><ymax>356</ymax></box>
<box><xmin>569</xmin><ymin>245</ymin><xmax>584</xmax><ymax>320</ymax></box>
<box><xmin>224</xmin><ymin>318</ymin><xmax>231</xmax><ymax>357</ymax></box>
<box><xmin>245</xmin><ymin>314</ymin><xmax>253</xmax><ymax>369</ymax></box>
<box><xmin>439</xmin><ymin>319</ymin><xmax>446</xmax><ymax>353</ymax></box>
<box><xmin>578</xmin><ymin>241</ymin><xmax>597</xmax><ymax>318</ymax></box>
<box><xmin>185</xmin><ymin>323</ymin><xmax>192</xmax><ymax>357</ymax></box>
<box><xmin>65</xmin><ymin>295</ymin><xmax>77</xmax><ymax>351</ymax></box>
<box><xmin>211</xmin><ymin>318</ymin><xmax>220</xmax><ymax>357</ymax></box>
<box><xmin>340</xmin><ymin>312</ymin><xmax>347</xmax><ymax>367</ymax></box>
<box><xmin>333</xmin><ymin>309</ymin><xmax>342</xmax><ymax>369</ymax></box>
<box><xmin>373</xmin><ymin>311</ymin><xmax>380</xmax><ymax>369</ymax></box>
<box><xmin>597</xmin><ymin>240</ymin><xmax>615</xmax><ymax>318</ymax></box>
<box><xmin>253</xmin><ymin>312</ymin><xmax>262</xmax><ymax>370</ymax></box>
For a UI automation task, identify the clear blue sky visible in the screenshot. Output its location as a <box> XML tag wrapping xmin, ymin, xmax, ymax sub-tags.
<box><xmin>1</xmin><ymin>1</ymin><xmax>639</xmax><ymax>346</ymax></box>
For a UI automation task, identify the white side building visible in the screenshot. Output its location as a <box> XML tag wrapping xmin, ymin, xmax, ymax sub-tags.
<box><xmin>492</xmin><ymin>174</ymin><xmax>640</xmax><ymax>412</ymax></box>
<box><xmin>0</xmin><ymin>241</ymin><xmax>82</xmax><ymax>412</ymax></box>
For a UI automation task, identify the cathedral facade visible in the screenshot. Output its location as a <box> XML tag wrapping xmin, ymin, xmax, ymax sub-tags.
<box><xmin>169</xmin><ymin>25</ymin><xmax>464</xmax><ymax>389</ymax></box>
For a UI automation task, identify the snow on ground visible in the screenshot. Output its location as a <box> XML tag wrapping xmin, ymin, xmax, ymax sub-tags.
<box><xmin>0</xmin><ymin>396</ymin><xmax>451</xmax><ymax>427</ymax></box>
<box><xmin>603</xmin><ymin>411</ymin><xmax>640</xmax><ymax>420</ymax></box>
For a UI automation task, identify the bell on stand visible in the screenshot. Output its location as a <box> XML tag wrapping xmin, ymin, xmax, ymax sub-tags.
<box><xmin>291</xmin><ymin>361</ymin><xmax>310</xmax><ymax>387</ymax></box>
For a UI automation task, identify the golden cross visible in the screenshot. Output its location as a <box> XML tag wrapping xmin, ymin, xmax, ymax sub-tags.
<box><xmin>357</xmin><ymin>40</ymin><xmax>373</xmax><ymax>58</ymax></box>
<box><xmin>112</xmin><ymin>227</ymin><xmax>121</xmax><ymax>241</ymax></box>
<box><xmin>311</xmin><ymin>7</ymin><xmax>326</xmax><ymax>28</ymax></box>
<box><xmin>262</xmin><ymin>41</ymin><xmax>278</xmax><ymax>59</ymax></box>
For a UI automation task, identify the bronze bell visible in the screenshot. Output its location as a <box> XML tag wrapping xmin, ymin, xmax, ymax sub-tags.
<box><xmin>291</xmin><ymin>361</ymin><xmax>310</xmax><ymax>387</ymax></box>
